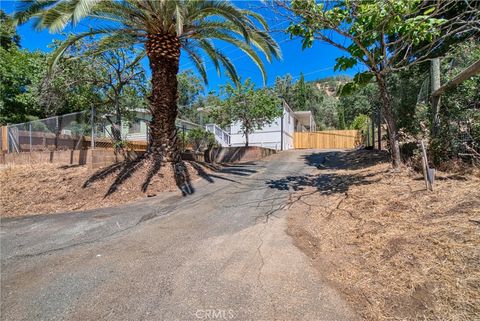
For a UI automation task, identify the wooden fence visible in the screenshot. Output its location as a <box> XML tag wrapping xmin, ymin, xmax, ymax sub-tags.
<box><xmin>294</xmin><ymin>130</ymin><xmax>362</xmax><ymax>149</ymax></box>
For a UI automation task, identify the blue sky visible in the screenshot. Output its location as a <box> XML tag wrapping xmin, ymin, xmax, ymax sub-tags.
<box><xmin>1</xmin><ymin>1</ymin><xmax>360</xmax><ymax>93</ymax></box>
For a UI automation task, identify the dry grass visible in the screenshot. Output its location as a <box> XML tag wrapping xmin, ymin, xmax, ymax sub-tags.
<box><xmin>287</xmin><ymin>150</ymin><xmax>480</xmax><ymax>321</ymax></box>
<box><xmin>0</xmin><ymin>159</ymin><xmax>210</xmax><ymax>217</ymax></box>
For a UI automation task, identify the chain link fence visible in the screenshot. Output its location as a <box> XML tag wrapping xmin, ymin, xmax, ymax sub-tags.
<box><xmin>5</xmin><ymin>112</ymin><xmax>90</xmax><ymax>153</ymax></box>
<box><xmin>2</xmin><ymin>109</ymin><xmax>203</xmax><ymax>154</ymax></box>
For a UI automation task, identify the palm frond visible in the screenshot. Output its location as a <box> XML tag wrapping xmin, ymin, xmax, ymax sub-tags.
<box><xmin>71</xmin><ymin>0</ymin><xmax>103</xmax><ymax>24</ymax></box>
<box><xmin>182</xmin><ymin>43</ymin><xmax>208</xmax><ymax>83</ymax></box>
<box><xmin>241</xmin><ymin>9</ymin><xmax>269</xmax><ymax>30</ymax></box>
<box><xmin>193</xmin><ymin>39</ymin><xmax>221</xmax><ymax>75</ymax></box>
<box><xmin>15</xmin><ymin>0</ymin><xmax>281</xmax><ymax>85</ymax></box>
<box><xmin>196</xmin><ymin>31</ymin><xmax>267</xmax><ymax>83</ymax></box>
<box><xmin>33</xmin><ymin>1</ymin><xmax>76</xmax><ymax>32</ymax></box>
<box><xmin>79</xmin><ymin>32</ymin><xmax>142</xmax><ymax>57</ymax></box>
<box><xmin>187</xmin><ymin>1</ymin><xmax>251</xmax><ymax>42</ymax></box>
<box><xmin>13</xmin><ymin>0</ymin><xmax>57</xmax><ymax>24</ymax></box>
<box><xmin>49</xmin><ymin>28</ymin><xmax>125</xmax><ymax>69</ymax></box>
<box><xmin>216</xmin><ymin>51</ymin><xmax>239</xmax><ymax>86</ymax></box>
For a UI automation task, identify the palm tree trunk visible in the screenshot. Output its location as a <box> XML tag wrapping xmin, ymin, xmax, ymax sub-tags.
<box><xmin>146</xmin><ymin>34</ymin><xmax>181</xmax><ymax>162</ymax></box>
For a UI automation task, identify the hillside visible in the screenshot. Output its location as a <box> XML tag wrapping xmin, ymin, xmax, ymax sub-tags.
<box><xmin>312</xmin><ymin>75</ymin><xmax>350</xmax><ymax>97</ymax></box>
<box><xmin>274</xmin><ymin>74</ymin><xmax>352</xmax><ymax>130</ymax></box>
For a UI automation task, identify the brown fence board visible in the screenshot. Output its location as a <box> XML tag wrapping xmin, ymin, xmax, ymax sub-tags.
<box><xmin>1</xmin><ymin>126</ymin><xmax>7</xmax><ymax>152</ymax></box>
<box><xmin>294</xmin><ymin>130</ymin><xmax>361</xmax><ymax>149</ymax></box>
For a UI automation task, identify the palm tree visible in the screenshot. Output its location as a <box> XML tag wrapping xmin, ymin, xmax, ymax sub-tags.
<box><xmin>15</xmin><ymin>0</ymin><xmax>281</xmax><ymax>165</ymax></box>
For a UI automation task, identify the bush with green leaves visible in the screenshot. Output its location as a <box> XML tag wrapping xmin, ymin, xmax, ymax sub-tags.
<box><xmin>67</xmin><ymin>121</ymin><xmax>90</xmax><ymax>137</ymax></box>
<box><xmin>186</xmin><ymin>128</ymin><xmax>217</xmax><ymax>152</ymax></box>
<box><xmin>287</xmin><ymin>0</ymin><xmax>479</xmax><ymax>168</ymax></box>
<box><xmin>212</xmin><ymin>79</ymin><xmax>282</xmax><ymax>147</ymax></box>
<box><xmin>429</xmin><ymin>41</ymin><xmax>480</xmax><ymax>165</ymax></box>
<box><xmin>349</xmin><ymin>114</ymin><xmax>370</xmax><ymax>132</ymax></box>
<box><xmin>29</xmin><ymin>120</ymin><xmax>50</xmax><ymax>132</ymax></box>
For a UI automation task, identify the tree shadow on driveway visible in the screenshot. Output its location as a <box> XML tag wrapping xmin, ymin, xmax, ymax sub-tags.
<box><xmin>83</xmin><ymin>156</ymin><xmax>259</xmax><ymax>198</ymax></box>
<box><xmin>191</xmin><ymin>161</ymin><xmax>259</xmax><ymax>184</ymax></box>
<box><xmin>304</xmin><ymin>149</ymin><xmax>389</xmax><ymax>171</ymax></box>
<box><xmin>266</xmin><ymin>172</ymin><xmax>380</xmax><ymax>195</ymax></box>
<box><xmin>267</xmin><ymin>150</ymin><xmax>386</xmax><ymax>195</ymax></box>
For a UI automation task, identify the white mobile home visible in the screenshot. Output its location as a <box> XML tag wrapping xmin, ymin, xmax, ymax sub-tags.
<box><xmin>102</xmin><ymin>101</ymin><xmax>315</xmax><ymax>151</ymax></box>
<box><xmin>101</xmin><ymin>109</ymin><xmax>201</xmax><ymax>141</ymax></box>
<box><xmin>224</xmin><ymin>101</ymin><xmax>315</xmax><ymax>150</ymax></box>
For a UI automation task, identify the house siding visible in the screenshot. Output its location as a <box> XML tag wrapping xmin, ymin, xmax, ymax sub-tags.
<box><xmin>229</xmin><ymin>104</ymin><xmax>295</xmax><ymax>150</ymax></box>
<box><xmin>103</xmin><ymin>110</ymin><xmax>200</xmax><ymax>142</ymax></box>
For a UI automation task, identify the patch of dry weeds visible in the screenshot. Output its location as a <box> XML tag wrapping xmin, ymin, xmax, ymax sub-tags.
<box><xmin>0</xmin><ymin>159</ymin><xmax>212</xmax><ymax>217</ymax></box>
<box><xmin>287</xmin><ymin>150</ymin><xmax>480</xmax><ymax>321</ymax></box>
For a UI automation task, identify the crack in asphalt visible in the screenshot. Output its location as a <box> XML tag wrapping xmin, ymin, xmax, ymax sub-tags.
<box><xmin>5</xmin><ymin>173</ymin><xmax>244</xmax><ymax>260</ymax></box>
<box><xmin>6</xmin><ymin>203</ymin><xmax>179</xmax><ymax>260</ymax></box>
<box><xmin>8</xmin><ymin>225</ymin><xmax>136</xmax><ymax>260</ymax></box>
<box><xmin>255</xmin><ymin>221</ymin><xmax>278</xmax><ymax>321</ymax></box>
<box><xmin>4</xmin><ymin>164</ymin><xmax>266</xmax><ymax>261</ymax></box>
<box><xmin>4</xmin><ymin>156</ymin><xmax>304</xmax><ymax>263</ymax></box>
<box><xmin>1</xmin><ymin>151</ymin><xmax>361</xmax><ymax>321</ymax></box>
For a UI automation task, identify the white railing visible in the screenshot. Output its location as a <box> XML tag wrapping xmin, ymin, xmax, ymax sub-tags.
<box><xmin>205</xmin><ymin>124</ymin><xmax>231</xmax><ymax>146</ymax></box>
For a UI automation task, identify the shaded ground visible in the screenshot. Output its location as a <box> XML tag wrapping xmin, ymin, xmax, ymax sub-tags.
<box><xmin>0</xmin><ymin>160</ymin><xmax>247</xmax><ymax>217</ymax></box>
<box><xmin>279</xmin><ymin>149</ymin><xmax>480</xmax><ymax>321</ymax></box>
<box><xmin>0</xmin><ymin>150</ymin><xmax>357</xmax><ymax>321</ymax></box>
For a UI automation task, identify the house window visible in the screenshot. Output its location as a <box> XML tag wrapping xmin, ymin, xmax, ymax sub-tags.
<box><xmin>129</xmin><ymin>120</ymin><xmax>142</xmax><ymax>133</ymax></box>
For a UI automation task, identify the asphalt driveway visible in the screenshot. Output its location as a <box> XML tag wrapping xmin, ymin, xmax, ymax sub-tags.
<box><xmin>1</xmin><ymin>150</ymin><xmax>357</xmax><ymax>321</ymax></box>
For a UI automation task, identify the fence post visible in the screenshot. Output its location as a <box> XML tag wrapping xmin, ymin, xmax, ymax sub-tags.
<box><xmin>29</xmin><ymin>123</ymin><xmax>32</xmax><ymax>152</ymax></box>
<box><xmin>1</xmin><ymin>126</ymin><xmax>8</xmax><ymax>152</ymax></box>
<box><xmin>90</xmin><ymin>106</ymin><xmax>95</xmax><ymax>149</ymax></box>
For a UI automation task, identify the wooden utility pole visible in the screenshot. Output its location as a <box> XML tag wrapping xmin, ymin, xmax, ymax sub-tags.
<box><xmin>430</xmin><ymin>58</ymin><xmax>480</xmax><ymax>137</ymax></box>
<box><xmin>431</xmin><ymin>59</ymin><xmax>480</xmax><ymax>97</ymax></box>
<box><xmin>431</xmin><ymin>58</ymin><xmax>441</xmax><ymax>137</ymax></box>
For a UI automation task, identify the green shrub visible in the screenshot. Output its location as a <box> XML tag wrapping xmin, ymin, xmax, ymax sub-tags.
<box><xmin>349</xmin><ymin>114</ymin><xmax>370</xmax><ymax>131</ymax></box>
<box><xmin>30</xmin><ymin>121</ymin><xmax>49</xmax><ymax>132</ymax></box>
<box><xmin>186</xmin><ymin>128</ymin><xmax>217</xmax><ymax>152</ymax></box>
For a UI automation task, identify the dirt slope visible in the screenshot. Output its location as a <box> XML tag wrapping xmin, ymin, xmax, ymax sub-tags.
<box><xmin>0</xmin><ymin>160</ymin><xmax>207</xmax><ymax>217</ymax></box>
<box><xmin>285</xmin><ymin>150</ymin><xmax>480</xmax><ymax>321</ymax></box>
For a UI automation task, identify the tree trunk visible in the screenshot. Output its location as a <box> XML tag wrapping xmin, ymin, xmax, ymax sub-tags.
<box><xmin>112</xmin><ymin>98</ymin><xmax>123</xmax><ymax>152</ymax></box>
<box><xmin>371</xmin><ymin>113</ymin><xmax>375</xmax><ymax>148</ymax></box>
<box><xmin>112</xmin><ymin>98</ymin><xmax>122</xmax><ymax>144</ymax></box>
<box><xmin>377</xmin><ymin>75</ymin><xmax>401</xmax><ymax>168</ymax></box>
<box><xmin>245</xmin><ymin>132</ymin><xmax>249</xmax><ymax>147</ymax></box>
<box><xmin>145</xmin><ymin>33</ymin><xmax>181</xmax><ymax>162</ymax></box>
<box><xmin>377</xmin><ymin>107</ymin><xmax>381</xmax><ymax>150</ymax></box>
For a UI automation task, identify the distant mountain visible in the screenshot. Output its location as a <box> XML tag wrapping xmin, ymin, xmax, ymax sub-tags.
<box><xmin>309</xmin><ymin>75</ymin><xmax>350</xmax><ymax>97</ymax></box>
